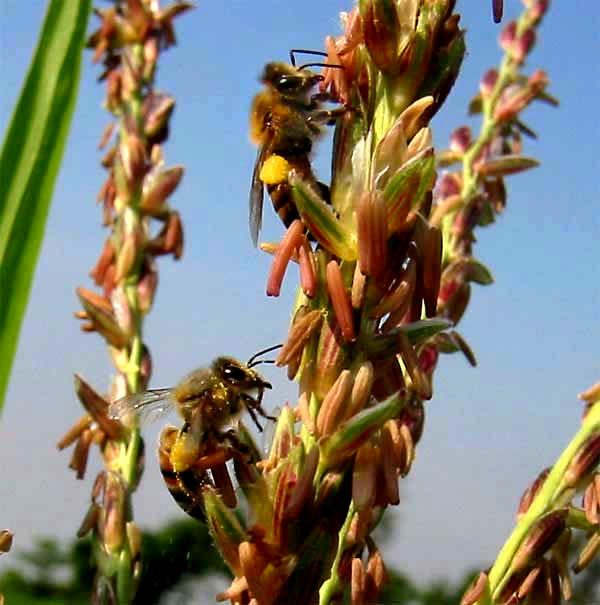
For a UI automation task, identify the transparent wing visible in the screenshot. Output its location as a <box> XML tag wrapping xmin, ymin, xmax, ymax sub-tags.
<box><xmin>249</xmin><ymin>143</ymin><xmax>268</xmax><ymax>246</ymax></box>
<box><xmin>108</xmin><ymin>388</ymin><xmax>176</xmax><ymax>427</ymax></box>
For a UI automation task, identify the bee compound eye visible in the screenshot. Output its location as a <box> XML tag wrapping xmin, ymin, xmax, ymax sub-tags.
<box><xmin>276</xmin><ymin>74</ymin><xmax>301</xmax><ymax>92</ymax></box>
<box><xmin>223</xmin><ymin>362</ymin><xmax>248</xmax><ymax>384</ymax></box>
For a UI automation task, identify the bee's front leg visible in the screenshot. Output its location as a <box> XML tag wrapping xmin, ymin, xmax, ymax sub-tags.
<box><xmin>242</xmin><ymin>393</ymin><xmax>276</xmax><ymax>429</ymax></box>
<box><xmin>246</xmin><ymin>402</ymin><xmax>264</xmax><ymax>432</ymax></box>
<box><xmin>307</xmin><ymin>106</ymin><xmax>347</xmax><ymax>127</ymax></box>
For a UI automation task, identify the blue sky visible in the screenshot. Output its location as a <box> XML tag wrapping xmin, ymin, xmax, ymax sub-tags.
<box><xmin>1</xmin><ymin>0</ymin><xmax>598</xmax><ymax>588</ymax></box>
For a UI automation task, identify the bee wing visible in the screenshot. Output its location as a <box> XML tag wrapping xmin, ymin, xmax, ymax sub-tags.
<box><xmin>108</xmin><ymin>389</ymin><xmax>176</xmax><ymax>426</ymax></box>
<box><xmin>249</xmin><ymin>142</ymin><xmax>270</xmax><ymax>247</ymax></box>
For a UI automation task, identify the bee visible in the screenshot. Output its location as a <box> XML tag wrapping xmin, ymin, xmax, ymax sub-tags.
<box><xmin>108</xmin><ymin>347</ymin><xmax>279</xmax><ymax>518</ymax></box>
<box><xmin>249</xmin><ymin>51</ymin><xmax>345</xmax><ymax>245</ymax></box>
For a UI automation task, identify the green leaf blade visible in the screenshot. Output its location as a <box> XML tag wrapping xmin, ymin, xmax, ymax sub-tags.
<box><xmin>0</xmin><ymin>0</ymin><xmax>92</xmax><ymax>412</ymax></box>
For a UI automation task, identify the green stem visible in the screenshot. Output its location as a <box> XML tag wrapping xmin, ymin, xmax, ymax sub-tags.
<box><xmin>319</xmin><ymin>502</ymin><xmax>356</xmax><ymax>605</ymax></box>
<box><xmin>441</xmin><ymin>53</ymin><xmax>509</xmax><ymax>268</ymax></box>
<box><xmin>113</xmin><ymin>40</ymin><xmax>146</xmax><ymax>605</ymax></box>
<box><xmin>460</xmin><ymin>52</ymin><xmax>510</xmax><ymax>200</ymax></box>
<box><xmin>445</xmin><ymin>10</ymin><xmax>537</xmax><ymax>266</ymax></box>
<box><xmin>482</xmin><ymin>402</ymin><xmax>600</xmax><ymax>603</ymax></box>
<box><xmin>123</xmin><ymin>429</ymin><xmax>141</xmax><ymax>488</ymax></box>
<box><xmin>462</xmin><ymin>8</ymin><xmax>535</xmax><ymax>197</ymax></box>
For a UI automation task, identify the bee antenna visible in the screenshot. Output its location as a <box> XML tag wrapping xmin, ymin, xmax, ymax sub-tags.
<box><xmin>247</xmin><ymin>344</ymin><xmax>283</xmax><ymax>368</ymax></box>
<box><xmin>289</xmin><ymin>49</ymin><xmax>328</xmax><ymax>67</ymax></box>
<box><xmin>296</xmin><ymin>62</ymin><xmax>344</xmax><ymax>72</ymax></box>
<box><xmin>249</xmin><ymin>359</ymin><xmax>277</xmax><ymax>368</ymax></box>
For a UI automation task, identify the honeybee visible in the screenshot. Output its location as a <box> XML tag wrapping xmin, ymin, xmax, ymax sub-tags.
<box><xmin>108</xmin><ymin>349</ymin><xmax>278</xmax><ymax>518</ymax></box>
<box><xmin>249</xmin><ymin>53</ymin><xmax>345</xmax><ymax>245</ymax></box>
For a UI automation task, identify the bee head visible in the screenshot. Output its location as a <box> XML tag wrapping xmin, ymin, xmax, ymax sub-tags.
<box><xmin>214</xmin><ymin>357</ymin><xmax>271</xmax><ymax>390</ymax></box>
<box><xmin>261</xmin><ymin>62</ymin><xmax>323</xmax><ymax>100</ymax></box>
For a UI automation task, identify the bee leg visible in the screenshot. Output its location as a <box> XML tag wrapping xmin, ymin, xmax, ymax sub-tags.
<box><xmin>245</xmin><ymin>403</ymin><xmax>264</xmax><ymax>432</ymax></box>
<box><xmin>253</xmin><ymin>389</ymin><xmax>277</xmax><ymax>422</ymax></box>
<box><xmin>259</xmin><ymin>405</ymin><xmax>277</xmax><ymax>423</ymax></box>
<box><xmin>310</xmin><ymin>90</ymin><xmax>340</xmax><ymax>104</ymax></box>
<box><xmin>178</xmin><ymin>422</ymin><xmax>191</xmax><ymax>436</ymax></box>
<box><xmin>254</xmin><ymin>397</ymin><xmax>277</xmax><ymax>423</ymax></box>
<box><xmin>307</xmin><ymin>106</ymin><xmax>347</xmax><ymax>127</ymax></box>
<box><xmin>178</xmin><ymin>420</ymin><xmax>204</xmax><ymax>446</ymax></box>
<box><xmin>241</xmin><ymin>393</ymin><xmax>276</xmax><ymax>429</ymax></box>
<box><xmin>220</xmin><ymin>429</ymin><xmax>251</xmax><ymax>458</ymax></box>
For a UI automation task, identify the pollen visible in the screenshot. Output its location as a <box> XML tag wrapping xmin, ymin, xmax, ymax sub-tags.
<box><xmin>170</xmin><ymin>431</ymin><xmax>200</xmax><ymax>472</ymax></box>
<box><xmin>259</xmin><ymin>154</ymin><xmax>290</xmax><ymax>185</ymax></box>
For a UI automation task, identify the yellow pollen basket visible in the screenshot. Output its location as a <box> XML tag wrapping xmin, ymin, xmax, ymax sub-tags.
<box><xmin>259</xmin><ymin>154</ymin><xmax>290</xmax><ymax>185</ymax></box>
<box><xmin>170</xmin><ymin>431</ymin><xmax>200</xmax><ymax>472</ymax></box>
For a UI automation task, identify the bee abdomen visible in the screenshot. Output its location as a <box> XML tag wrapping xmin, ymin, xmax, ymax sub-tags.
<box><xmin>170</xmin><ymin>468</ymin><xmax>209</xmax><ymax>521</ymax></box>
<box><xmin>267</xmin><ymin>182</ymin><xmax>300</xmax><ymax>227</ymax></box>
<box><xmin>159</xmin><ymin>456</ymin><xmax>209</xmax><ymax>521</ymax></box>
<box><xmin>267</xmin><ymin>179</ymin><xmax>331</xmax><ymax>230</ymax></box>
<box><xmin>158</xmin><ymin>427</ymin><xmax>209</xmax><ymax>521</ymax></box>
<box><xmin>267</xmin><ymin>150</ymin><xmax>331</xmax><ymax>229</ymax></box>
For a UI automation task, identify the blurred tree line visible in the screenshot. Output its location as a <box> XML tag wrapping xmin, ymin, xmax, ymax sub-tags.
<box><xmin>0</xmin><ymin>519</ymin><xmax>227</xmax><ymax>605</ymax></box>
<box><xmin>1</xmin><ymin>518</ymin><xmax>598</xmax><ymax>604</ymax></box>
